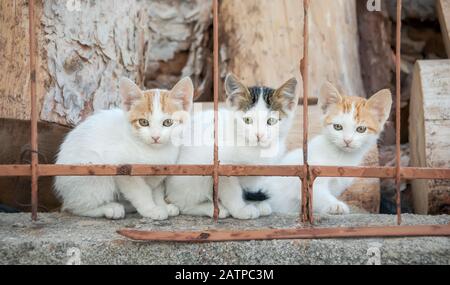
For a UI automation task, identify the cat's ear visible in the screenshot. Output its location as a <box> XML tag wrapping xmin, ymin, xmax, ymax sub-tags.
<box><xmin>273</xmin><ymin>77</ymin><xmax>298</xmax><ymax>112</ymax></box>
<box><xmin>366</xmin><ymin>89</ymin><xmax>392</xmax><ymax>124</ymax></box>
<box><xmin>169</xmin><ymin>77</ymin><xmax>194</xmax><ymax>112</ymax></box>
<box><xmin>224</xmin><ymin>73</ymin><xmax>251</xmax><ymax>110</ymax></box>
<box><xmin>120</xmin><ymin>77</ymin><xmax>143</xmax><ymax>111</ymax></box>
<box><xmin>319</xmin><ymin>82</ymin><xmax>342</xmax><ymax>113</ymax></box>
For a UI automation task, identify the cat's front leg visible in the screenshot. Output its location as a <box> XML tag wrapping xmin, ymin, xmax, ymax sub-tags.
<box><xmin>153</xmin><ymin>183</ymin><xmax>179</xmax><ymax>217</ymax></box>
<box><xmin>313</xmin><ymin>179</ymin><xmax>350</xmax><ymax>215</ymax></box>
<box><xmin>115</xmin><ymin>177</ymin><xmax>168</xmax><ymax>220</ymax></box>
<box><xmin>219</xmin><ymin>176</ymin><xmax>260</xmax><ymax>220</ymax></box>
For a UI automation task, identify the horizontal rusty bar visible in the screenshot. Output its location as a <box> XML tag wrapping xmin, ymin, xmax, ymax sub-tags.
<box><xmin>311</xmin><ymin>166</ymin><xmax>396</xmax><ymax>178</ymax></box>
<box><xmin>0</xmin><ymin>165</ymin><xmax>213</xmax><ymax>177</ymax></box>
<box><xmin>0</xmin><ymin>164</ymin><xmax>449</xmax><ymax>179</ymax></box>
<box><xmin>0</xmin><ymin>165</ymin><xmax>31</xmax><ymax>176</ymax></box>
<box><xmin>38</xmin><ymin>165</ymin><xmax>303</xmax><ymax>177</ymax></box>
<box><xmin>298</xmin><ymin>97</ymin><xmax>318</xmax><ymax>105</ymax></box>
<box><xmin>0</xmin><ymin>164</ymin><xmax>302</xmax><ymax>177</ymax></box>
<box><xmin>219</xmin><ymin>165</ymin><xmax>304</xmax><ymax>177</ymax></box>
<box><xmin>400</xmin><ymin>167</ymin><xmax>450</xmax><ymax>180</ymax></box>
<box><xmin>117</xmin><ymin>224</ymin><xmax>450</xmax><ymax>242</ymax></box>
<box><xmin>38</xmin><ymin>164</ymin><xmax>214</xmax><ymax>177</ymax></box>
<box><xmin>311</xmin><ymin>166</ymin><xmax>450</xmax><ymax>179</ymax></box>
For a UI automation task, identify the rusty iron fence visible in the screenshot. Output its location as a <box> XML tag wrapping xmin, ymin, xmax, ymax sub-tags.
<box><xmin>1</xmin><ymin>0</ymin><xmax>449</xmax><ymax>242</ymax></box>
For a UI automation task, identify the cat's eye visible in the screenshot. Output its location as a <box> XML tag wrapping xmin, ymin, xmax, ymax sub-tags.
<box><xmin>243</xmin><ymin>117</ymin><xmax>253</xmax><ymax>125</ymax></box>
<box><xmin>267</xmin><ymin>118</ymin><xmax>279</xmax><ymax>126</ymax></box>
<box><xmin>139</xmin><ymin>119</ymin><xmax>149</xmax><ymax>127</ymax></box>
<box><xmin>163</xmin><ymin>119</ymin><xmax>174</xmax><ymax>127</ymax></box>
<box><xmin>333</xmin><ymin>124</ymin><xmax>343</xmax><ymax>131</ymax></box>
<box><xmin>356</xmin><ymin>126</ymin><xmax>367</xmax><ymax>133</ymax></box>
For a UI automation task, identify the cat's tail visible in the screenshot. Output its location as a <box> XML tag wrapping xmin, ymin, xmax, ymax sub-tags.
<box><xmin>243</xmin><ymin>189</ymin><xmax>270</xmax><ymax>202</ymax></box>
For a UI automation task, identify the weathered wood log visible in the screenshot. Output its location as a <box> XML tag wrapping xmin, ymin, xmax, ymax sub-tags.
<box><xmin>437</xmin><ymin>0</ymin><xmax>450</xmax><ymax>57</ymax></box>
<box><xmin>0</xmin><ymin>0</ymin><xmax>47</xmax><ymax>122</ymax></box>
<box><xmin>220</xmin><ymin>0</ymin><xmax>365</xmax><ymax>100</ymax></box>
<box><xmin>308</xmin><ymin>0</ymin><xmax>365</xmax><ymax>98</ymax></box>
<box><xmin>410</xmin><ymin>60</ymin><xmax>450</xmax><ymax>215</ymax></box>
<box><xmin>356</xmin><ymin>0</ymin><xmax>393</xmax><ymax>97</ymax></box>
<box><xmin>0</xmin><ymin>0</ymin><xmax>212</xmax><ymax>127</ymax></box>
<box><xmin>219</xmin><ymin>0</ymin><xmax>304</xmax><ymax>99</ymax></box>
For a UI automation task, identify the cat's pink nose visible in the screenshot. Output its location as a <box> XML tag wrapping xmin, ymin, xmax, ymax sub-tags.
<box><xmin>256</xmin><ymin>133</ymin><xmax>264</xmax><ymax>141</ymax></box>
<box><xmin>152</xmin><ymin>136</ymin><xmax>160</xmax><ymax>143</ymax></box>
<box><xmin>344</xmin><ymin>139</ymin><xmax>352</xmax><ymax>146</ymax></box>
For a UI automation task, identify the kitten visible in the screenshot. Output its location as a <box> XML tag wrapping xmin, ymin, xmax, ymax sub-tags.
<box><xmin>165</xmin><ymin>73</ymin><xmax>298</xmax><ymax>219</ymax></box>
<box><xmin>251</xmin><ymin>82</ymin><xmax>392</xmax><ymax>215</ymax></box>
<box><xmin>54</xmin><ymin>77</ymin><xmax>194</xmax><ymax>220</ymax></box>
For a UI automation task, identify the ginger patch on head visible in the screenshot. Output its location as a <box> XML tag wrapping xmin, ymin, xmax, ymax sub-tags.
<box><xmin>119</xmin><ymin>76</ymin><xmax>194</xmax><ymax>130</ymax></box>
<box><xmin>320</xmin><ymin>82</ymin><xmax>392</xmax><ymax>135</ymax></box>
<box><xmin>128</xmin><ymin>90</ymin><xmax>185</xmax><ymax>128</ymax></box>
<box><xmin>324</xmin><ymin>96</ymin><xmax>379</xmax><ymax>134</ymax></box>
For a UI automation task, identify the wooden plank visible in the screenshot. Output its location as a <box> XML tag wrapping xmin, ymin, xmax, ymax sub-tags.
<box><xmin>410</xmin><ymin>60</ymin><xmax>450</xmax><ymax>214</ymax></box>
<box><xmin>220</xmin><ymin>0</ymin><xmax>304</xmax><ymax>99</ymax></box>
<box><xmin>437</xmin><ymin>0</ymin><xmax>450</xmax><ymax>57</ymax></box>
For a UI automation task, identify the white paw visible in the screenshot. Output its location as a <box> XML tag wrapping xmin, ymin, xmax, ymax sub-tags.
<box><xmin>103</xmin><ymin>203</ymin><xmax>125</xmax><ymax>220</ymax></box>
<box><xmin>322</xmin><ymin>201</ymin><xmax>350</xmax><ymax>215</ymax></box>
<box><xmin>166</xmin><ymin>204</ymin><xmax>180</xmax><ymax>217</ymax></box>
<box><xmin>218</xmin><ymin>206</ymin><xmax>230</xmax><ymax>219</ymax></box>
<box><xmin>231</xmin><ymin>205</ymin><xmax>260</xmax><ymax>220</ymax></box>
<box><xmin>256</xmin><ymin>202</ymin><xmax>272</xmax><ymax>216</ymax></box>
<box><xmin>139</xmin><ymin>206</ymin><xmax>169</xmax><ymax>220</ymax></box>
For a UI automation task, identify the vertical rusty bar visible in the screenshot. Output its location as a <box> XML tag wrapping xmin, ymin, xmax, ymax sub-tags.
<box><xmin>212</xmin><ymin>0</ymin><xmax>220</xmax><ymax>221</ymax></box>
<box><xmin>395</xmin><ymin>0</ymin><xmax>402</xmax><ymax>225</ymax></box>
<box><xmin>28</xmin><ymin>0</ymin><xmax>39</xmax><ymax>221</ymax></box>
<box><xmin>300</xmin><ymin>0</ymin><xmax>313</xmax><ymax>224</ymax></box>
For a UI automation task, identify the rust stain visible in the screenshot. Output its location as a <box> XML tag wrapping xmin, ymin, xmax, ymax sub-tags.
<box><xmin>197</xmin><ymin>232</ymin><xmax>211</xmax><ymax>240</ymax></box>
<box><xmin>117</xmin><ymin>164</ymin><xmax>132</xmax><ymax>176</ymax></box>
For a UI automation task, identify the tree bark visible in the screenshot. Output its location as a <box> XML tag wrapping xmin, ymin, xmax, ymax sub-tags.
<box><xmin>0</xmin><ymin>0</ymin><xmax>213</xmax><ymax>127</ymax></box>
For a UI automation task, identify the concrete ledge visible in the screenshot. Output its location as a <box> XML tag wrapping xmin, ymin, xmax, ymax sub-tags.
<box><xmin>0</xmin><ymin>213</ymin><xmax>449</xmax><ymax>265</ymax></box>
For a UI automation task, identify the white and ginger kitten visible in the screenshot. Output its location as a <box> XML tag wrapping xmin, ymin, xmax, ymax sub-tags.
<box><xmin>253</xmin><ymin>82</ymin><xmax>392</xmax><ymax>215</ymax></box>
<box><xmin>54</xmin><ymin>77</ymin><xmax>194</xmax><ymax>220</ymax></box>
<box><xmin>166</xmin><ymin>73</ymin><xmax>298</xmax><ymax>219</ymax></box>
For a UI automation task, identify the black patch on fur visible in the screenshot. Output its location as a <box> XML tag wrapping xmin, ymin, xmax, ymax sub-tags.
<box><xmin>247</xmin><ymin>86</ymin><xmax>275</xmax><ymax>109</ymax></box>
<box><xmin>243</xmin><ymin>189</ymin><xmax>270</xmax><ymax>202</ymax></box>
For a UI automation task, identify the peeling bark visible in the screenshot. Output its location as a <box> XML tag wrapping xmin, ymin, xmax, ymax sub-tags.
<box><xmin>1</xmin><ymin>0</ymin><xmax>212</xmax><ymax>127</ymax></box>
